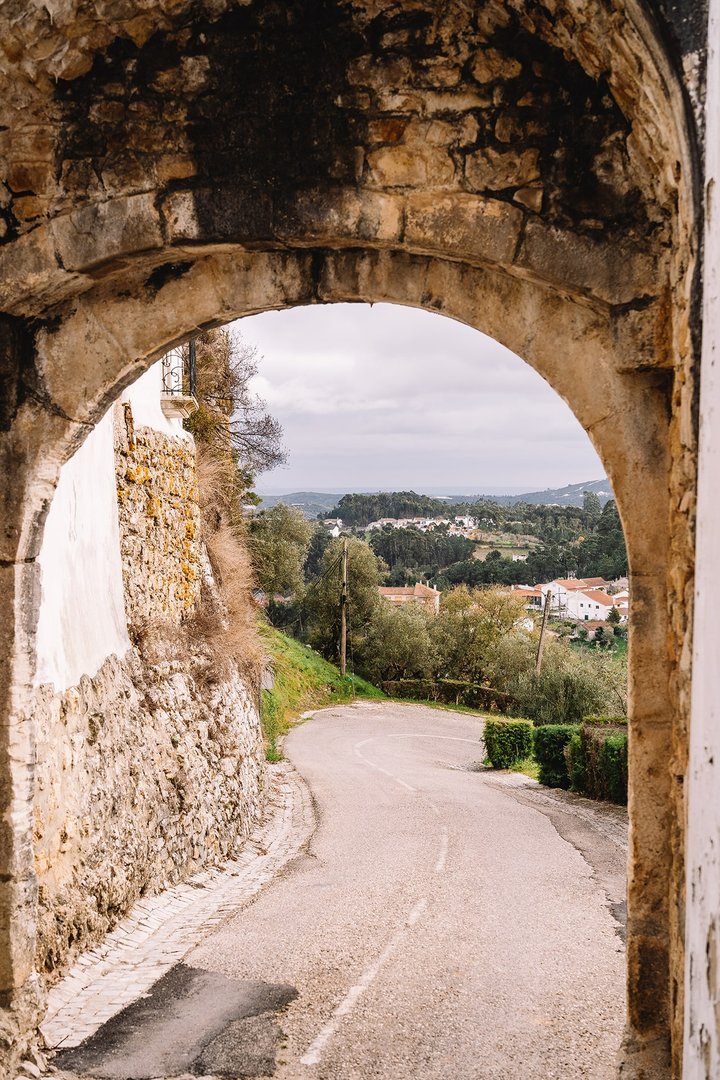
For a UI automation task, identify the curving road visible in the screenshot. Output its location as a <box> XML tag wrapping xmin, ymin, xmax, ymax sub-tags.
<box><xmin>191</xmin><ymin>701</ymin><xmax>627</xmax><ymax>1079</ymax></box>
<box><xmin>59</xmin><ymin>701</ymin><xmax>627</xmax><ymax>1079</ymax></box>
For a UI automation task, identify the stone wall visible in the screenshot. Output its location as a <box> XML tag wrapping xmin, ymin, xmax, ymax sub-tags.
<box><xmin>114</xmin><ymin>412</ymin><xmax>203</xmax><ymax>630</ymax></box>
<box><xmin>31</xmin><ymin>410</ymin><xmax>267</xmax><ymax>983</ymax></box>
<box><xmin>32</xmin><ymin>649</ymin><xmax>265</xmax><ymax>979</ymax></box>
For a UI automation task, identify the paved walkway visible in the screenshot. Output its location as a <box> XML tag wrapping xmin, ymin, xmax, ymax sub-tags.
<box><xmin>41</xmin><ymin>762</ymin><xmax>314</xmax><ymax>1051</ymax></box>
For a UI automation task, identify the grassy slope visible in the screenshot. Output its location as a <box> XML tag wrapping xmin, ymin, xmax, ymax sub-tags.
<box><xmin>260</xmin><ymin>628</ymin><xmax>384</xmax><ymax>760</ymax></box>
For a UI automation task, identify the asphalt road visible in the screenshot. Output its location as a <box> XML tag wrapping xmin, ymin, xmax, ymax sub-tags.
<box><xmin>62</xmin><ymin>701</ymin><xmax>627</xmax><ymax>1079</ymax></box>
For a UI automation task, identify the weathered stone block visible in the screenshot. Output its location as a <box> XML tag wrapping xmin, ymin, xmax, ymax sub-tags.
<box><xmin>366</xmin><ymin>145</ymin><xmax>456</xmax><ymax>189</ymax></box>
<box><xmin>51</xmin><ymin>194</ymin><xmax>163</xmax><ymax>272</ymax></box>
<box><xmin>404</xmin><ymin>193</ymin><xmax>523</xmax><ymax>267</ymax></box>
<box><xmin>515</xmin><ymin>220</ymin><xmax>657</xmax><ymax>306</ymax></box>
<box><xmin>466</xmin><ymin>147</ymin><xmax>541</xmax><ymax>191</ymax></box>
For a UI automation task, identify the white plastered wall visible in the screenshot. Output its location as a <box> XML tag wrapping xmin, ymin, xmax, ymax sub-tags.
<box><xmin>34</xmin><ymin>408</ymin><xmax>130</xmax><ymax>691</ymax></box>
<box><xmin>684</xmin><ymin>2</ymin><xmax>720</xmax><ymax>1074</ymax></box>
<box><xmin>120</xmin><ymin>360</ymin><xmax>192</xmax><ymax>442</ymax></box>
<box><xmin>33</xmin><ymin>359</ymin><xmax>188</xmax><ymax>693</ymax></box>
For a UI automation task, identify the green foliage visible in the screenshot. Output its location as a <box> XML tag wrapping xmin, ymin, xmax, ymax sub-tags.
<box><xmin>302</xmin><ymin>538</ymin><xmax>387</xmax><ymax>661</ymax></box>
<box><xmin>360</xmin><ymin>603</ymin><xmax>434</xmax><ymax>683</ymax></box>
<box><xmin>504</xmin><ymin>643</ymin><xmax>627</xmax><ymax>726</ymax></box>
<box><xmin>430</xmin><ymin>586</ymin><xmax>528</xmax><ymax>683</ymax></box>
<box><xmin>532</xmin><ymin>724</ymin><xmax>580</xmax><ymax>788</ymax></box>
<box><xmin>583</xmin><ymin>490</ymin><xmax>602</xmax><ymax>518</ymax></box>
<box><xmin>484</xmin><ymin>718</ymin><xmax>534</xmax><ymax>769</ymax></box>
<box><xmin>513</xmin><ymin>661</ymin><xmax>607</xmax><ymax>726</ymax></box>
<box><xmin>382</xmin><ymin>678</ymin><xmax>513</xmax><ymax>712</ymax></box>
<box><xmin>566</xmin><ymin>732</ymin><xmax>586</xmax><ymax>792</ymax></box>
<box><xmin>248</xmin><ymin>503</ymin><xmax>312</xmax><ymax>597</ymax></box>
<box><xmin>607</xmin><ymin>606</ymin><xmax>621</xmax><ymax>625</ymax></box>
<box><xmin>575</xmin><ymin>501</ymin><xmax>627</xmax><ymax>580</ymax></box>
<box><xmin>369</xmin><ymin>525</ymin><xmax>473</xmax><ymax>582</ymax></box>
<box><xmin>260</xmin><ymin>628</ymin><xmax>383</xmax><ymax>759</ymax></box>
<box><xmin>565</xmin><ymin>718</ymin><xmax>628</xmax><ymax>803</ymax></box>
<box><xmin>304</xmin><ymin>526</ymin><xmax>332</xmax><ymax>579</ymax></box>
<box><xmin>600</xmin><ymin>734</ymin><xmax>629</xmax><ymax>803</ymax></box>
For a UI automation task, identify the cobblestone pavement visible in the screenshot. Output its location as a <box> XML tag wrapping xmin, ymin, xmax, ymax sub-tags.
<box><xmin>40</xmin><ymin>762</ymin><xmax>314</xmax><ymax>1051</ymax></box>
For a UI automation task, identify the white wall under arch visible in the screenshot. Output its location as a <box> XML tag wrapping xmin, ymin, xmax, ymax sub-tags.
<box><xmin>34</xmin><ymin>408</ymin><xmax>130</xmax><ymax>692</ymax></box>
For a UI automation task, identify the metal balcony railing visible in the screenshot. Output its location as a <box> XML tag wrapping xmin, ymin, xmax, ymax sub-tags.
<box><xmin>160</xmin><ymin>338</ymin><xmax>198</xmax><ymax>419</ymax></box>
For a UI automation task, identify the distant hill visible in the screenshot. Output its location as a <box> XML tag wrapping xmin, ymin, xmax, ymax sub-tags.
<box><xmin>257</xmin><ymin>479</ymin><xmax>614</xmax><ymax>518</ymax></box>
<box><xmin>256</xmin><ymin>492</ymin><xmax>341</xmax><ymax>518</ymax></box>
<box><xmin>462</xmin><ymin>478</ymin><xmax>614</xmax><ymax>508</ymax></box>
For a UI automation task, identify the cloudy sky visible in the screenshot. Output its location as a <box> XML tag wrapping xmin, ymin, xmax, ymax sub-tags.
<box><xmin>236</xmin><ymin>303</ymin><xmax>604</xmax><ymax>495</ymax></box>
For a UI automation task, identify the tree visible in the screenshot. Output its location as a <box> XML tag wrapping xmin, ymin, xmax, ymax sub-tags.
<box><xmin>607</xmin><ymin>606</ymin><xmax>621</xmax><ymax>626</ymax></box>
<box><xmin>185</xmin><ymin>328</ymin><xmax>286</xmax><ymax>498</ymax></box>
<box><xmin>247</xmin><ymin>504</ymin><xmax>312</xmax><ymax>597</ymax></box>
<box><xmin>304</xmin><ymin>525</ymin><xmax>332</xmax><ymax>579</ymax></box>
<box><xmin>302</xmin><ymin>538</ymin><xmax>387</xmax><ymax>661</ymax></box>
<box><xmin>359</xmin><ymin>603</ymin><xmax>434</xmax><ymax>683</ymax></box>
<box><xmin>430</xmin><ymin>586</ymin><xmax>528</xmax><ymax>683</ymax></box>
<box><xmin>583</xmin><ymin>490</ymin><xmax>603</xmax><ymax>518</ymax></box>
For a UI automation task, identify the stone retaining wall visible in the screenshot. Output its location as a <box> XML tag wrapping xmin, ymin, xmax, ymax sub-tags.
<box><xmin>114</xmin><ymin>416</ymin><xmax>203</xmax><ymax>629</ymax></box>
<box><xmin>31</xmin><ymin>416</ymin><xmax>266</xmax><ymax>983</ymax></box>
<box><xmin>32</xmin><ymin>649</ymin><xmax>266</xmax><ymax>979</ymax></box>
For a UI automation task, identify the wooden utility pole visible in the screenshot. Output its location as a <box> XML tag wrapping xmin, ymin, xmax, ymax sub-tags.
<box><xmin>535</xmin><ymin>592</ymin><xmax>551</xmax><ymax>674</ymax></box>
<box><xmin>340</xmin><ymin>538</ymin><xmax>348</xmax><ymax>676</ymax></box>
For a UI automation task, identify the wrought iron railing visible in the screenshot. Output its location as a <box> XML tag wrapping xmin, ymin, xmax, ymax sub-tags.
<box><xmin>161</xmin><ymin>339</ymin><xmax>197</xmax><ymax>398</ymax></box>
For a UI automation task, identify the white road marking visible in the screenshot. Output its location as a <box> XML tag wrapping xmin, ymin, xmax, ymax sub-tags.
<box><xmin>385</xmin><ymin>733</ymin><xmax>481</xmax><ymax>744</ymax></box>
<box><xmin>300</xmin><ymin>898</ymin><xmax>428</xmax><ymax>1068</ymax></box>
<box><xmin>435</xmin><ymin>827</ymin><xmax>449</xmax><ymax>874</ymax></box>
<box><xmin>353</xmin><ymin>740</ymin><xmax>417</xmax><ymax>792</ymax></box>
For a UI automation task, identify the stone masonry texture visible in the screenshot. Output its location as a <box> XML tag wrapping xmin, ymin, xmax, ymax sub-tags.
<box><xmin>0</xmin><ymin>1</ymin><xmax>709</xmax><ymax>1076</ymax></box>
<box><xmin>30</xmin><ymin>420</ymin><xmax>267</xmax><ymax>987</ymax></box>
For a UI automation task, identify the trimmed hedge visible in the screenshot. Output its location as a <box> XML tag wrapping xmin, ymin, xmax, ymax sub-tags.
<box><xmin>381</xmin><ymin>678</ymin><xmax>514</xmax><ymax>713</ymax></box>
<box><xmin>484</xmin><ymin>718</ymin><xmax>534</xmax><ymax>769</ymax></box>
<box><xmin>584</xmin><ymin>714</ymin><xmax>628</xmax><ymax>727</ymax></box>
<box><xmin>566</xmin><ymin>732</ymin><xmax>586</xmax><ymax>792</ymax></box>
<box><xmin>533</xmin><ymin>724</ymin><xmax>580</xmax><ymax>788</ymax></box>
<box><xmin>564</xmin><ymin>718</ymin><xmax>628</xmax><ymax>804</ymax></box>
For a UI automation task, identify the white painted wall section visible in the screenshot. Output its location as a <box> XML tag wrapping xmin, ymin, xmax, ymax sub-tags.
<box><xmin>121</xmin><ymin>359</ymin><xmax>192</xmax><ymax>440</ymax></box>
<box><xmin>684</xmin><ymin>3</ymin><xmax>720</xmax><ymax>1074</ymax></box>
<box><xmin>34</xmin><ymin>409</ymin><xmax>130</xmax><ymax>692</ymax></box>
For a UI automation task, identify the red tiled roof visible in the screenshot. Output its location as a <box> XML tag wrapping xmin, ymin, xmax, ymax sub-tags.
<box><xmin>581</xmin><ymin>590</ymin><xmax>615</xmax><ymax>605</ymax></box>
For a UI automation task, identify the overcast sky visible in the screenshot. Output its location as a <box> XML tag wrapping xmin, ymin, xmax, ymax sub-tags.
<box><xmin>236</xmin><ymin>303</ymin><xmax>605</xmax><ymax>495</ymax></box>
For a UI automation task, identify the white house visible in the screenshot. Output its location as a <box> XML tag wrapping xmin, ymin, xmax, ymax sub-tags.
<box><xmin>565</xmin><ymin>589</ymin><xmax>617</xmax><ymax>622</ymax></box>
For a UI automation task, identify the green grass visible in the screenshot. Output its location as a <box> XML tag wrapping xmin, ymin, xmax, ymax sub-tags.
<box><xmin>260</xmin><ymin>628</ymin><xmax>383</xmax><ymax>760</ymax></box>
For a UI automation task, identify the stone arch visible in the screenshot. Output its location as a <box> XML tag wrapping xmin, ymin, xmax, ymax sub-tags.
<box><xmin>0</xmin><ymin>1</ymin><xmax>698</xmax><ymax>1076</ymax></box>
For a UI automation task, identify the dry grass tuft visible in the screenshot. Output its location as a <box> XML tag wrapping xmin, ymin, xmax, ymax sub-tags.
<box><xmin>132</xmin><ymin>447</ymin><xmax>264</xmax><ymax>691</ymax></box>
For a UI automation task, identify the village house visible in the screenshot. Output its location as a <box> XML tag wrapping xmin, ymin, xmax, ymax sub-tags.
<box><xmin>378</xmin><ymin>582</ymin><xmax>441</xmax><ymax>615</ymax></box>
<box><xmin>565</xmin><ymin>588</ymin><xmax>619</xmax><ymax>622</ymax></box>
<box><xmin>510</xmin><ymin>585</ymin><xmax>544</xmax><ymax>608</ymax></box>
<box><xmin>323</xmin><ymin>518</ymin><xmax>343</xmax><ymax>538</ymax></box>
<box><xmin>539</xmin><ymin>577</ymin><xmax>611</xmax><ymax>616</ymax></box>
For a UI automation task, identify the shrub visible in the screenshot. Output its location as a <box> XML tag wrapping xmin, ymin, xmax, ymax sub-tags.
<box><xmin>514</xmin><ymin>663</ymin><xmax>608</xmax><ymax>726</ymax></box>
<box><xmin>566</xmin><ymin>732</ymin><xmax>586</xmax><ymax>792</ymax></box>
<box><xmin>566</xmin><ymin>718</ymin><xmax>628</xmax><ymax>804</ymax></box>
<box><xmin>484</xmin><ymin>718</ymin><xmax>533</xmax><ymax>769</ymax></box>
<box><xmin>381</xmin><ymin>678</ymin><xmax>514</xmax><ymax>712</ymax></box>
<box><xmin>599</xmin><ymin>733</ymin><xmax>628</xmax><ymax>803</ymax></box>
<box><xmin>533</xmin><ymin>724</ymin><xmax>579</xmax><ymax>788</ymax></box>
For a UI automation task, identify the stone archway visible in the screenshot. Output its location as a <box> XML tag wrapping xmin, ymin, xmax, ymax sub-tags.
<box><xmin>0</xmin><ymin>1</ymin><xmax>698</xmax><ymax>1075</ymax></box>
